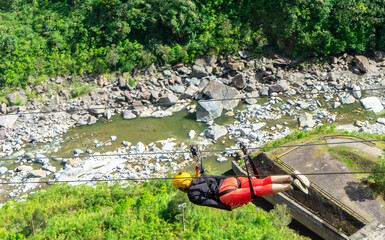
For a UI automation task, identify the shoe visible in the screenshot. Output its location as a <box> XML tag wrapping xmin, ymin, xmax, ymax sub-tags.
<box><xmin>292</xmin><ymin>179</ymin><xmax>309</xmax><ymax>194</ymax></box>
<box><xmin>291</xmin><ymin>170</ymin><xmax>310</xmax><ymax>188</ymax></box>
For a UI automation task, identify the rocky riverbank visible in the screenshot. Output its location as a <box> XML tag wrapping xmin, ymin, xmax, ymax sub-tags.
<box><xmin>2</xmin><ymin>52</ymin><xmax>385</xmax><ymax>199</ymax></box>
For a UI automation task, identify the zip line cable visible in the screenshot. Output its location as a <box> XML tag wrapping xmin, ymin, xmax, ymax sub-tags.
<box><xmin>0</xmin><ymin>138</ymin><xmax>384</xmax><ymax>162</ymax></box>
<box><xmin>2</xmin><ymin>171</ymin><xmax>385</xmax><ymax>185</ymax></box>
<box><xmin>2</xmin><ymin>86</ymin><xmax>385</xmax><ymax>116</ymax></box>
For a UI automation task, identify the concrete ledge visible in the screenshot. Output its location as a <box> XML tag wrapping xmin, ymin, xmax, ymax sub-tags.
<box><xmin>232</xmin><ymin>161</ymin><xmax>350</xmax><ymax>240</ymax></box>
<box><xmin>350</xmin><ymin>221</ymin><xmax>385</xmax><ymax>240</ymax></box>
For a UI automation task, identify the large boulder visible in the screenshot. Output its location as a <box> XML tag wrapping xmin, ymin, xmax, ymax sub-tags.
<box><xmin>374</xmin><ymin>51</ymin><xmax>385</xmax><ymax>62</ymax></box>
<box><xmin>361</xmin><ymin>97</ymin><xmax>384</xmax><ymax>113</ymax></box>
<box><xmin>190</xmin><ymin>65</ymin><xmax>208</xmax><ymax>79</ymax></box>
<box><xmin>202</xmin><ymin>80</ymin><xmax>241</xmax><ymax>110</ymax></box>
<box><xmin>6</xmin><ymin>91</ymin><xmax>27</xmax><ymax>106</ymax></box>
<box><xmin>158</xmin><ymin>92</ymin><xmax>178</xmax><ymax>107</ymax></box>
<box><xmin>89</xmin><ymin>105</ymin><xmax>105</xmax><ymax>115</ymax></box>
<box><xmin>203</xmin><ymin>124</ymin><xmax>228</xmax><ymax>140</ymax></box>
<box><xmin>181</xmin><ymin>84</ymin><xmax>199</xmax><ymax>99</ymax></box>
<box><xmin>269</xmin><ymin>80</ymin><xmax>290</xmax><ymax>92</ymax></box>
<box><xmin>339</xmin><ymin>94</ymin><xmax>356</xmax><ymax>104</ymax></box>
<box><xmin>135</xmin><ymin>142</ymin><xmax>145</xmax><ymax>153</ymax></box>
<box><xmin>34</xmin><ymin>153</ymin><xmax>50</xmax><ymax>165</ymax></box>
<box><xmin>298</xmin><ymin>112</ymin><xmax>315</xmax><ymax>128</ymax></box>
<box><xmin>123</xmin><ymin>110</ymin><xmax>137</xmax><ymax>119</ymax></box>
<box><xmin>0</xmin><ymin>115</ymin><xmax>19</xmax><ymax>128</ymax></box>
<box><xmin>196</xmin><ymin>100</ymin><xmax>223</xmax><ymax>122</ymax></box>
<box><xmin>30</xmin><ymin>169</ymin><xmax>47</xmax><ymax>178</ymax></box>
<box><xmin>0</xmin><ymin>166</ymin><xmax>7</xmax><ymax>175</ymax></box>
<box><xmin>355</xmin><ymin>55</ymin><xmax>370</xmax><ymax>73</ymax></box>
<box><xmin>232</xmin><ymin>74</ymin><xmax>246</xmax><ymax>89</ymax></box>
<box><xmin>352</xmin><ymin>85</ymin><xmax>362</xmax><ymax>99</ymax></box>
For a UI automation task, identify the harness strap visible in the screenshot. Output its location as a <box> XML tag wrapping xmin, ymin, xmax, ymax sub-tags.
<box><xmin>201</xmin><ymin>171</ymin><xmax>218</xmax><ymax>199</ymax></box>
<box><xmin>240</xmin><ymin>143</ymin><xmax>259</xmax><ymax>200</ymax></box>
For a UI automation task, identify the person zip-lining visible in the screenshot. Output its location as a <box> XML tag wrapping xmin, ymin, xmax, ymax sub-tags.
<box><xmin>172</xmin><ymin>172</ymin><xmax>310</xmax><ymax>211</ymax></box>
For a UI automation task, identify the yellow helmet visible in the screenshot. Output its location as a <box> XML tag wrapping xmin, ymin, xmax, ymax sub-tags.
<box><xmin>173</xmin><ymin>172</ymin><xmax>192</xmax><ymax>193</ymax></box>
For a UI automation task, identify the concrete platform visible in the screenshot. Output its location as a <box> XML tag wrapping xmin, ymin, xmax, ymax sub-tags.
<box><xmin>278</xmin><ymin>139</ymin><xmax>385</xmax><ymax>223</ymax></box>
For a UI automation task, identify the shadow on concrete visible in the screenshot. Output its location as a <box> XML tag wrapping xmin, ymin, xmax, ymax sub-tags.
<box><xmin>344</xmin><ymin>181</ymin><xmax>376</xmax><ymax>202</ymax></box>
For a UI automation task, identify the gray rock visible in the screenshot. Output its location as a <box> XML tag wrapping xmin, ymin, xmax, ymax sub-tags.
<box><xmin>188</xmin><ymin>130</ymin><xmax>196</xmax><ymax>139</ymax></box>
<box><xmin>191</xmin><ymin>65</ymin><xmax>208</xmax><ymax>79</ymax></box>
<box><xmin>89</xmin><ymin>105</ymin><xmax>105</xmax><ymax>115</ymax></box>
<box><xmin>24</xmin><ymin>153</ymin><xmax>35</xmax><ymax>160</ymax></box>
<box><xmin>177</xmin><ymin>66</ymin><xmax>190</xmax><ymax>74</ymax></box>
<box><xmin>50</xmin><ymin>94</ymin><xmax>61</xmax><ymax>107</ymax></box>
<box><xmin>42</xmin><ymin>165</ymin><xmax>57</xmax><ymax>173</ymax></box>
<box><xmin>34</xmin><ymin>154</ymin><xmax>49</xmax><ymax>165</ymax></box>
<box><xmin>6</xmin><ymin>91</ymin><xmax>27</xmax><ymax>105</ymax></box>
<box><xmin>196</xmin><ymin>100</ymin><xmax>223</xmax><ymax>122</ymax></box>
<box><xmin>361</xmin><ymin>97</ymin><xmax>384</xmax><ymax>113</ymax></box>
<box><xmin>163</xmin><ymin>70</ymin><xmax>172</xmax><ymax>77</ymax></box>
<box><xmin>354</xmin><ymin>120</ymin><xmax>364</xmax><ymax>127</ymax></box>
<box><xmin>1</xmin><ymin>102</ymin><xmax>6</xmax><ymax>114</ymax></box>
<box><xmin>228</xmin><ymin>62</ymin><xmax>239</xmax><ymax>71</ymax></box>
<box><xmin>269</xmin><ymin>80</ymin><xmax>289</xmax><ymax>92</ymax></box>
<box><xmin>251</xmin><ymin>122</ymin><xmax>266</xmax><ymax>130</ymax></box>
<box><xmin>352</xmin><ymin>85</ymin><xmax>362</xmax><ymax>99</ymax></box>
<box><xmin>189</xmin><ymin>78</ymin><xmax>200</xmax><ymax>86</ymax></box>
<box><xmin>245</xmin><ymin>91</ymin><xmax>259</xmax><ymax>105</ymax></box>
<box><xmin>30</xmin><ymin>170</ymin><xmax>47</xmax><ymax>178</ymax></box>
<box><xmin>232</xmin><ymin>74</ymin><xmax>246</xmax><ymax>89</ymax></box>
<box><xmin>374</xmin><ymin>51</ymin><xmax>385</xmax><ymax>62</ymax></box>
<box><xmin>122</xmin><ymin>141</ymin><xmax>131</xmax><ymax>146</ymax></box>
<box><xmin>74</xmin><ymin>149</ymin><xmax>84</xmax><ymax>155</ymax></box>
<box><xmin>118</xmin><ymin>77</ymin><xmax>127</xmax><ymax>88</ymax></box>
<box><xmin>135</xmin><ymin>142</ymin><xmax>145</xmax><ymax>153</ymax></box>
<box><xmin>87</xmin><ymin>115</ymin><xmax>98</xmax><ymax>125</ymax></box>
<box><xmin>376</xmin><ymin>118</ymin><xmax>385</xmax><ymax>125</ymax></box>
<box><xmin>105</xmin><ymin>109</ymin><xmax>112</xmax><ymax>120</ymax></box>
<box><xmin>204</xmin><ymin>124</ymin><xmax>228</xmax><ymax>140</ymax></box>
<box><xmin>170</xmin><ymin>86</ymin><xmax>185</xmax><ymax>94</ymax></box>
<box><xmin>158</xmin><ymin>92</ymin><xmax>178</xmax><ymax>107</ymax></box>
<box><xmin>111</xmin><ymin>136</ymin><xmax>117</xmax><ymax>141</ymax></box>
<box><xmin>298</xmin><ymin>112</ymin><xmax>315</xmax><ymax>128</ymax></box>
<box><xmin>339</xmin><ymin>94</ymin><xmax>356</xmax><ymax>104</ymax></box>
<box><xmin>260</xmin><ymin>87</ymin><xmax>269</xmax><ymax>96</ymax></box>
<box><xmin>328</xmin><ymin>72</ymin><xmax>338</xmax><ymax>81</ymax></box>
<box><xmin>16</xmin><ymin>165</ymin><xmax>33</xmax><ymax>172</ymax></box>
<box><xmin>355</xmin><ymin>55</ymin><xmax>370</xmax><ymax>73</ymax></box>
<box><xmin>182</xmin><ymin>84</ymin><xmax>199</xmax><ymax>99</ymax></box>
<box><xmin>202</xmin><ymin>80</ymin><xmax>240</xmax><ymax>110</ymax></box>
<box><xmin>123</xmin><ymin>110</ymin><xmax>137</xmax><ymax>119</ymax></box>
<box><xmin>0</xmin><ymin>115</ymin><xmax>19</xmax><ymax>128</ymax></box>
<box><xmin>0</xmin><ymin>167</ymin><xmax>7</xmax><ymax>175</ymax></box>
<box><xmin>332</xmin><ymin>101</ymin><xmax>341</xmax><ymax>108</ymax></box>
<box><xmin>238</xmin><ymin>50</ymin><xmax>249</xmax><ymax>59</ymax></box>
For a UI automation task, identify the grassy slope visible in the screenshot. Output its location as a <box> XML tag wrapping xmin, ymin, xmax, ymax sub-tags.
<box><xmin>0</xmin><ymin>181</ymin><xmax>306</xmax><ymax>240</ymax></box>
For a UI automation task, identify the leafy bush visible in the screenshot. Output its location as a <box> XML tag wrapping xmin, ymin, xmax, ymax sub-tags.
<box><xmin>0</xmin><ymin>181</ymin><xmax>306</xmax><ymax>239</ymax></box>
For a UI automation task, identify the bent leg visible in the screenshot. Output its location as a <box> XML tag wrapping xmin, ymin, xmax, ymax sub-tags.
<box><xmin>238</xmin><ymin>176</ymin><xmax>272</xmax><ymax>188</ymax></box>
<box><xmin>230</xmin><ymin>184</ymin><xmax>292</xmax><ymax>206</ymax></box>
<box><xmin>270</xmin><ymin>175</ymin><xmax>291</xmax><ymax>183</ymax></box>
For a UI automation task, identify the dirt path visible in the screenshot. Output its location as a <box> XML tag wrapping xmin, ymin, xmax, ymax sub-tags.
<box><xmin>279</xmin><ymin>139</ymin><xmax>385</xmax><ymax>223</ymax></box>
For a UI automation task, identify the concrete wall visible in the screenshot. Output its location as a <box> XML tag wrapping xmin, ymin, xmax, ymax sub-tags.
<box><xmin>232</xmin><ymin>161</ymin><xmax>350</xmax><ymax>240</ymax></box>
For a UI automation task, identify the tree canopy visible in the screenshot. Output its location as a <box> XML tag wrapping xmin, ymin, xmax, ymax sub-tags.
<box><xmin>1</xmin><ymin>0</ymin><xmax>385</xmax><ymax>86</ymax></box>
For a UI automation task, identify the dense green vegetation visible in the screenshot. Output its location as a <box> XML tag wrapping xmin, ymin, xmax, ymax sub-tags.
<box><xmin>0</xmin><ymin>181</ymin><xmax>306</xmax><ymax>239</ymax></box>
<box><xmin>1</xmin><ymin>0</ymin><xmax>385</xmax><ymax>87</ymax></box>
<box><xmin>369</xmin><ymin>153</ymin><xmax>385</xmax><ymax>197</ymax></box>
